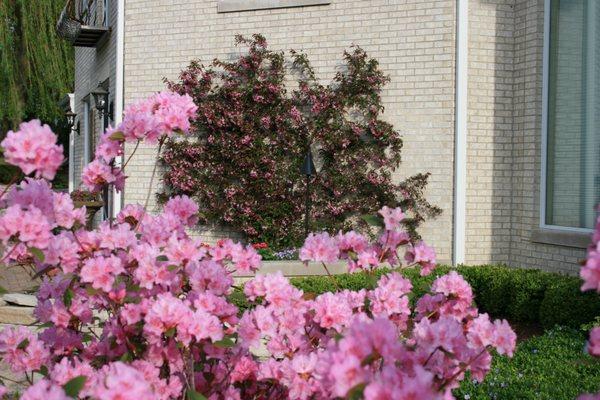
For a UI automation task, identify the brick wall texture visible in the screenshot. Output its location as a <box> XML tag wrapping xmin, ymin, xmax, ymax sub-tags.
<box><xmin>70</xmin><ymin>0</ymin><xmax>588</xmax><ymax>273</ymax></box>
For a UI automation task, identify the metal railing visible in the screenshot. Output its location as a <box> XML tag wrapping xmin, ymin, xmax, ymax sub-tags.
<box><xmin>62</xmin><ymin>0</ymin><xmax>105</xmax><ymax>27</ymax></box>
<box><xmin>57</xmin><ymin>0</ymin><xmax>108</xmax><ymax>44</ymax></box>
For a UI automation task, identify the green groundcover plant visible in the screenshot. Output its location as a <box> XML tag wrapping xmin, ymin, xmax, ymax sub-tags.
<box><xmin>160</xmin><ymin>34</ymin><xmax>440</xmax><ymax>248</ymax></box>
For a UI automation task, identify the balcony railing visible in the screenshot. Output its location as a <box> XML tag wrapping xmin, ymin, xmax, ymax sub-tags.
<box><xmin>56</xmin><ymin>0</ymin><xmax>109</xmax><ymax>47</ymax></box>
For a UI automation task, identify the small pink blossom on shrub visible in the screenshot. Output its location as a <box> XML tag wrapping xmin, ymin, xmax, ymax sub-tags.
<box><xmin>95</xmin><ymin>127</ymin><xmax>125</xmax><ymax>163</ymax></box>
<box><xmin>119</xmin><ymin>92</ymin><xmax>197</xmax><ymax>143</ymax></box>
<box><xmin>299</xmin><ymin>232</ymin><xmax>339</xmax><ymax>263</ymax></box>
<box><xmin>0</xmin><ymin>205</ymin><xmax>53</xmax><ymax>249</ymax></box>
<box><xmin>588</xmin><ymin>327</ymin><xmax>600</xmax><ymax>357</ymax></box>
<box><xmin>378</xmin><ymin>205</ymin><xmax>406</xmax><ymax>231</ymax></box>
<box><xmin>21</xmin><ymin>379</ymin><xmax>69</xmax><ymax>400</ymax></box>
<box><xmin>1</xmin><ymin>120</ymin><xmax>64</xmax><ymax>180</ymax></box>
<box><xmin>162</xmin><ymin>194</ymin><xmax>199</xmax><ymax>227</ymax></box>
<box><xmin>578</xmin><ymin>209</ymin><xmax>600</xmax><ymax>399</ymax></box>
<box><xmin>492</xmin><ymin>319</ymin><xmax>517</xmax><ymax>357</ymax></box>
<box><xmin>0</xmin><ymin>326</ymin><xmax>50</xmax><ymax>374</ymax></box>
<box><xmin>81</xmin><ymin>159</ymin><xmax>125</xmax><ymax>193</ymax></box>
<box><xmin>405</xmin><ymin>240</ymin><xmax>437</xmax><ymax>276</ymax></box>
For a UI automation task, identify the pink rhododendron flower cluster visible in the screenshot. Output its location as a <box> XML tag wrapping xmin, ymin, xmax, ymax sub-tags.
<box><xmin>299</xmin><ymin>220</ymin><xmax>436</xmax><ymax>277</ymax></box>
<box><xmin>0</xmin><ymin>120</ymin><xmax>64</xmax><ymax>180</ymax></box>
<box><xmin>120</xmin><ymin>91</ymin><xmax>198</xmax><ymax>143</ymax></box>
<box><xmin>0</xmin><ymin>93</ymin><xmax>516</xmax><ymax>399</ymax></box>
<box><xmin>81</xmin><ymin>91</ymin><xmax>197</xmax><ymax>193</ymax></box>
<box><xmin>581</xmin><ymin>212</ymin><xmax>600</xmax><ymax>292</ymax></box>
<box><xmin>579</xmin><ymin>211</ymin><xmax>600</xmax><ymax>399</ymax></box>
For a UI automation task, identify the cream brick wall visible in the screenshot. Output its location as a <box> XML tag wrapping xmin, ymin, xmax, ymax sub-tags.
<box><xmin>70</xmin><ymin>0</ymin><xmax>590</xmax><ymax>273</ymax></box>
<box><xmin>465</xmin><ymin>0</ymin><xmax>515</xmax><ymax>265</ymax></box>
<box><xmin>122</xmin><ymin>0</ymin><xmax>457</xmax><ymax>256</ymax></box>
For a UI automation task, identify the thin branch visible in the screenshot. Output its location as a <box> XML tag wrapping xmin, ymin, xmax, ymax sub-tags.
<box><xmin>321</xmin><ymin>261</ymin><xmax>340</xmax><ymax>291</ymax></box>
<box><xmin>144</xmin><ymin>138</ymin><xmax>165</xmax><ymax>209</ymax></box>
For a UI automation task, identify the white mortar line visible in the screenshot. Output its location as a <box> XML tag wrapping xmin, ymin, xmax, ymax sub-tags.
<box><xmin>453</xmin><ymin>0</ymin><xmax>468</xmax><ymax>265</ymax></box>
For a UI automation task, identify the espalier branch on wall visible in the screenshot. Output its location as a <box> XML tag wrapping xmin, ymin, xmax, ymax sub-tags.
<box><xmin>159</xmin><ymin>34</ymin><xmax>441</xmax><ymax>249</ymax></box>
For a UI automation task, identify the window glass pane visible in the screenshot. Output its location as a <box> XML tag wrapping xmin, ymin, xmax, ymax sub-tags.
<box><xmin>546</xmin><ymin>0</ymin><xmax>600</xmax><ymax>229</ymax></box>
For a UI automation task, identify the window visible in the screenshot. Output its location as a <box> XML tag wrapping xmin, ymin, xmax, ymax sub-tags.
<box><xmin>543</xmin><ymin>0</ymin><xmax>600</xmax><ymax>230</ymax></box>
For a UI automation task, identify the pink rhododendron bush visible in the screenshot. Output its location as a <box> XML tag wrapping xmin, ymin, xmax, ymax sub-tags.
<box><xmin>579</xmin><ymin>212</ymin><xmax>600</xmax><ymax>400</ymax></box>
<box><xmin>0</xmin><ymin>92</ymin><xmax>516</xmax><ymax>399</ymax></box>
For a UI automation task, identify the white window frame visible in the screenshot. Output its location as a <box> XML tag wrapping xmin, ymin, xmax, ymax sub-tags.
<box><xmin>539</xmin><ymin>0</ymin><xmax>595</xmax><ymax>234</ymax></box>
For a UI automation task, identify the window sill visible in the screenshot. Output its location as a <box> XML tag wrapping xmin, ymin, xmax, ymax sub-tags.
<box><xmin>531</xmin><ymin>228</ymin><xmax>591</xmax><ymax>249</ymax></box>
<box><xmin>217</xmin><ymin>0</ymin><xmax>331</xmax><ymax>13</ymax></box>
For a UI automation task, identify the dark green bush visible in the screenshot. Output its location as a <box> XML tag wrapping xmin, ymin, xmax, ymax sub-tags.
<box><xmin>290</xmin><ymin>271</ymin><xmax>384</xmax><ymax>294</ymax></box>
<box><xmin>457</xmin><ymin>266</ymin><xmax>555</xmax><ymax>324</ymax></box>
<box><xmin>539</xmin><ymin>277</ymin><xmax>600</xmax><ymax>329</ymax></box>
<box><xmin>455</xmin><ymin>266</ymin><xmax>515</xmax><ymax>317</ymax></box>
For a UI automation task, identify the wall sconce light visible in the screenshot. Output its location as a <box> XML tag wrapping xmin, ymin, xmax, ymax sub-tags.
<box><xmin>91</xmin><ymin>83</ymin><xmax>113</xmax><ymax>121</ymax></box>
<box><xmin>65</xmin><ymin>110</ymin><xmax>80</xmax><ymax>135</ymax></box>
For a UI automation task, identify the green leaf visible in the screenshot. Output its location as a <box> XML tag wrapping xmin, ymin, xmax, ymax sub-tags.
<box><xmin>63</xmin><ymin>376</ymin><xmax>87</xmax><ymax>398</ymax></box>
<box><xmin>63</xmin><ymin>287</ymin><xmax>74</xmax><ymax>307</ymax></box>
<box><xmin>165</xmin><ymin>327</ymin><xmax>176</xmax><ymax>338</ymax></box>
<box><xmin>186</xmin><ymin>390</ymin><xmax>207</xmax><ymax>400</ymax></box>
<box><xmin>28</xmin><ymin>247</ymin><xmax>45</xmax><ymax>262</ymax></box>
<box><xmin>360</xmin><ymin>214</ymin><xmax>384</xmax><ymax>228</ymax></box>
<box><xmin>156</xmin><ymin>255</ymin><xmax>169</xmax><ymax>262</ymax></box>
<box><xmin>0</xmin><ymin>285</ymin><xmax>8</xmax><ymax>295</ymax></box>
<box><xmin>213</xmin><ymin>336</ymin><xmax>236</xmax><ymax>348</ymax></box>
<box><xmin>38</xmin><ymin>365</ymin><xmax>49</xmax><ymax>377</ymax></box>
<box><xmin>346</xmin><ymin>383</ymin><xmax>366</xmax><ymax>400</ymax></box>
<box><xmin>16</xmin><ymin>338</ymin><xmax>29</xmax><ymax>350</ymax></box>
<box><xmin>125</xmin><ymin>282</ymin><xmax>141</xmax><ymax>292</ymax></box>
<box><xmin>108</xmin><ymin>131</ymin><xmax>125</xmax><ymax>141</ymax></box>
<box><xmin>167</xmin><ymin>265</ymin><xmax>179</xmax><ymax>272</ymax></box>
<box><xmin>360</xmin><ymin>351</ymin><xmax>380</xmax><ymax>366</ymax></box>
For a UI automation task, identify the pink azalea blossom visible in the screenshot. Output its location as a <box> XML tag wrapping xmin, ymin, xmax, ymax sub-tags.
<box><xmin>81</xmin><ymin>159</ymin><xmax>126</xmax><ymax>193</ymax></box>
<box><xmin>405</xmin><ymin>241</ymin><xmax>437</xmax><ymax>276</ymax></box>
<box><xmin>1</xmin><ymin>120</ymin><xmax>64</xmax><ymax>180</ymax></box>
<box><xmin>95</xmin><ymin>126</ymin><xmax>125</xmax><ymax>163</ymax></box>
<box><xmin>492</xmin><ymin>319</ymin><xmax>517</xmax><ymax>357</ymax></box>
<box><xmin>588</xmin><ymin>327</ymin><xmax>600</xmax><ymax>357</ymax></box>
<box><xmin>80</xmin><ymin>255</ymin><xmax>124</xmax><ymax>292</ymax></box>
<box><xmin>93</xmin><ymin>362</ymin><xmax>158</xmax><ymax>399</ymax></box>
<box><xmin>163</xmin><ymin>195</ymin><xmax>199</xmax><ymax>227</ymax></box>
<box><xmin>299</xmin><ymin>232</ymin><xmax>339</xmax><ymax>263</ymax></box>
<box><xmin>21</xmin><ymin>379</ymin><xmax>69</xmax><ymax>400</ymax></box>
<box><xmin>378</xmin><ymin>205</ymin><xmax>405</xmax><ymax>231</ymax></box>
